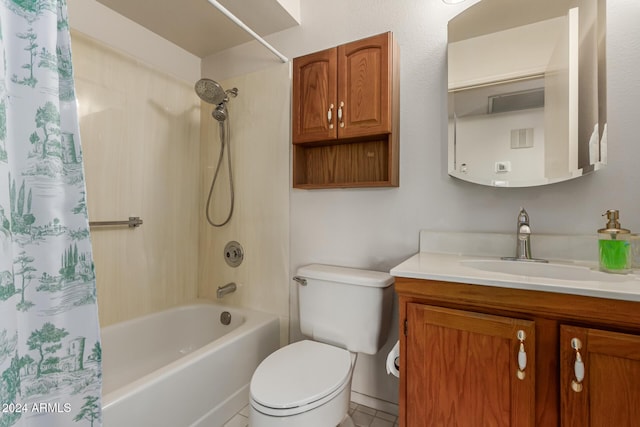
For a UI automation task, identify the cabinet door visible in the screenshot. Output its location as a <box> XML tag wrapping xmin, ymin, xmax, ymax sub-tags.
<box><xmin>292</xmin><ymin>47</ymin><xmax>338</xmax><ymax>143</ymax></box>
<box><xmin>560</xmin><ymin>325</ymin><xmax>640</xmax><ymax>427</ymax></box>
<box><xmin>406</xmin><ymin>304</ymin><xmax>535</xmax><ymax>427</ymax></box>
<box><xmin>337</xmin><ymin>32</ymin><xmax>393</xmax><ymax>139</ymax></box>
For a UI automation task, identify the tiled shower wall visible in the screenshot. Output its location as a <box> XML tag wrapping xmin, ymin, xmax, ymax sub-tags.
<box><xmin>73</xmin><ymin>31</ymin><xmax>201</xmax><ymax>326</ymax></box>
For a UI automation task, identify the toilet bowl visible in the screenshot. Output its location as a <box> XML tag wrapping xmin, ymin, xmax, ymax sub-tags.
<box><xmin>248</xmin><ymin>264</ymin><xmax>394</xmax><ymax>427</ymax></box>
<box><xmin>249</xmin><ymin>340</ymin><xmax>355</xmax><ymax>426</ymax></box>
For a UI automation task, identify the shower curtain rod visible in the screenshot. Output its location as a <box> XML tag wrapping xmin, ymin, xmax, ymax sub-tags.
<box><xmin>205</xmin><ymin>0</ymin><xmax>289</xmax><ymax>63</ymax></box>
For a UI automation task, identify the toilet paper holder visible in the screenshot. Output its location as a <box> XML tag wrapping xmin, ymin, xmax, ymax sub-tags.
<box><xmin>386</xmin><ymin>341</ymin><xmax>400</xmax><ymax>378</ymax></box>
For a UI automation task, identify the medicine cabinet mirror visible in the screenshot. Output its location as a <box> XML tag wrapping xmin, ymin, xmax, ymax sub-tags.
<box><xmin>447</xmin><ymin>0</ymin><xmax>606</xmax><ymax>187</ymax></box>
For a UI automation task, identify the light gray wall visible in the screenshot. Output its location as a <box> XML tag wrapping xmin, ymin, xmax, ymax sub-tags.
<box><xmin>204</xmin><ymin>0</ymin><xmax>640</xmax><ymax>407</ymax></box>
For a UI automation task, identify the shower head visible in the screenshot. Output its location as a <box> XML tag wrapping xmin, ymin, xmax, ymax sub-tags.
<box><xmin>195</xmin><ymin>78</ymin><xmax>239</xmax><ymax>122</ymax></box>
<box><xmin>195</xmin><ymin>78</ymin><xmax>239</xmax><ymax>105</ymax></box>
<box><xmin>195</xmin><ymin>78</ymin><xmax>227</xmax><ymax>105</ymax></box>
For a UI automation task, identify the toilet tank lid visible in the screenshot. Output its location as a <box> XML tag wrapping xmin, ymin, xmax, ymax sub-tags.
<box><xmin>296</xmin><ymin>264</ymin><xmax>394</xmax><ymax>288</ymax></box>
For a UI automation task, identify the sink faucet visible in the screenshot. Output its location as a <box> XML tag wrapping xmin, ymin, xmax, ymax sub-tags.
<box><xmin>516</xmin><ymin>208</ymin><xmax>532</xmax><ymax>259</ymax></box>
<box><xmin>502</xmin><ymin>208</ymin><xmax>547</xmax><ymax>263</ymax></box>
<box><xmin>217</xmin><ymin>282</ymin><xmax>237</xmax><ymax>299</ymax></box>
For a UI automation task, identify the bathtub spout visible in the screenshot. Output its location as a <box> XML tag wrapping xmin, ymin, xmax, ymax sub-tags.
<box><xmin>217</xmin><ymin>282</ymin><xmax>237</xmax><ymax>299</ymax></box>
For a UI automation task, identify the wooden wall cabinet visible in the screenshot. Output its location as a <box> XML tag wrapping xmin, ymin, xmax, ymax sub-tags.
<box><xmin>396</xmin><ymin>278</ymin><xmax>640</xmax><ymax>427</ymax></box>
<box><xmin>292</xmin><ymin>32</ymin><xmax>399</xmax><ymax>188</ymax></box>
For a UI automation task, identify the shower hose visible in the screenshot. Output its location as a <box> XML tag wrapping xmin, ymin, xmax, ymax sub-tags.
<box><xmin>205</xmin><ymin>113</ymin><xmax>234</xmax><ymax>227</ymax></box>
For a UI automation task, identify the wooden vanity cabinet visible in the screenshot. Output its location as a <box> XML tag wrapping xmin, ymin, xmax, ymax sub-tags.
<box><xmin>396</xmin><ymin>277</ymin><xmax>640</xmax><ymax>427</ymax></box>
<box><xmin>292</xmin><ymin>32</ymin><xmax>399</xmax><ymax>188</ymax></box>
<box><xmin>406</xmin><ymin>303</ymin><xmax>536</xmax><ymax>426</ymax></box>
<box><xmin>560</xmin><ymin>325</ymin><xmax>640</xmax><ymax>427</ymax></box>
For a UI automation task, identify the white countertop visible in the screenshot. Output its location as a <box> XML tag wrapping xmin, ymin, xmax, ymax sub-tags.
<box><xmin>390</xmin><ymin>252</ymin><xmax>640</xmax><ymax>302</ymax></box>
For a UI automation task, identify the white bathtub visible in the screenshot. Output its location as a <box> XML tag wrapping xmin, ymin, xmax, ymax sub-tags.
<box><xmin>101</xmin><ymin>301</ymin><xmax>280</xmax><ymax>427</ymax></box>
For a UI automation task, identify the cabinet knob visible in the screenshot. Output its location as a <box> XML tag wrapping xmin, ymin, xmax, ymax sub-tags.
<box><xmin>516</xmin><ymin>329</ymin><xmax>527</xmax><ymax>380</ymax></box>
<box><xmin>570</xmin><ymin>337</ymin><xmax>585</xmax><ymax>392</ymax></box>
<box><xmin>327</xmin><ymin>104</ymin><xmax>334</xmax><ymax>129</ymax></box>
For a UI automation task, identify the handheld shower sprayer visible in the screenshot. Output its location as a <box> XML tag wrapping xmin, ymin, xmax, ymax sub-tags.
<box><xmin>195</xmin><ymin>78</ymin><xmax>239</xmax><ymax>226</ymax></box>
<box><xmin>212</xmin><ymin>104</ymin><xmax>228</xmax><ymax>122</ymax></box>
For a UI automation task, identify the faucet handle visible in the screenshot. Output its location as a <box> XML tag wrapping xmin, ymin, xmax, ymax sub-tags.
<box><xmin>517</xmin><ymin>207</ymin><xmax>529</xmax><ymax>225</ymax></box>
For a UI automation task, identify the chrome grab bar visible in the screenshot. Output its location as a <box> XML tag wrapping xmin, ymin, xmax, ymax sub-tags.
<box><xmin>89</xmin><ymin>217</ymin><xmax>143</xmax><ymax>228</ymax></box>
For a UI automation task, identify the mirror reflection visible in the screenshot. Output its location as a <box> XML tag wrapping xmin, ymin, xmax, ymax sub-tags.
<box><xmin>447</xmin><ymin>0</ymin><xmax>606</xmax><ymax>187</ymax></box>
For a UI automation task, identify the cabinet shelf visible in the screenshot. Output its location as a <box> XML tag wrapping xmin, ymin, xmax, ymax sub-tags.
<box><xmin>293</xmin><ymin>135</ymin><xmax>397</xmax><ymax>188</ymax></box>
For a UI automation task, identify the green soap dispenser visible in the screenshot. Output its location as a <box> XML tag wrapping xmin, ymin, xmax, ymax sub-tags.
<box><xmin>598</xmin><ymin>209</ymin><xmax>631</xmax><ymax>273</ymax></box>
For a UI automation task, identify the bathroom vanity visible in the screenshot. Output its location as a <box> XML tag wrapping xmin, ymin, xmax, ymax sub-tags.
<box><xmin>391</xmin><ymin>233</ymin><xmax>640</xmax><ymax>427</ymax></box>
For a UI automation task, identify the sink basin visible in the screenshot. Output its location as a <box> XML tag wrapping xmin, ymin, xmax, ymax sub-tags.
<box><xmin>460</xmin><ymin>259</ymin><xmax>633</xmax><ymax>283</ymax></box>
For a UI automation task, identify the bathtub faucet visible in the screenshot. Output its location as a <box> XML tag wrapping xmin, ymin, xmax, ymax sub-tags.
<box><xmin>217</xmin><ymin>282</ymin><xmax>237</xmax><ymax>299</ymax></box>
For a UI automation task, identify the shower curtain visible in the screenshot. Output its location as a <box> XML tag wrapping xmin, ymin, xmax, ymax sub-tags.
<box><xmin>0</xmin><ymin>1</ymin><xmax>102</xmax><ymax>426</ymax></box>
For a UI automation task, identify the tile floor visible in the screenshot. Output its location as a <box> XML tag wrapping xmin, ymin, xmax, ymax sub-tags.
<box><xmin>223</xmin><ymin>402</ymin><xmax>399</xmax><ymax>427</ymax></box>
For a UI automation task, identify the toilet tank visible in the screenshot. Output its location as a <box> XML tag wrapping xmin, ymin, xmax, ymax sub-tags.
<box><xmin>296</xmin><ymin>264</ymin><xmax>394</xmax><ymax>355</ymax></box>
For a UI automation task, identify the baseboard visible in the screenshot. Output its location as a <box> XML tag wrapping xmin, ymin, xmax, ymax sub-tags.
<box><xmin>350</xmin><ymin>390</ymin><xmax>398</xmax><ymax>416</ymax></box>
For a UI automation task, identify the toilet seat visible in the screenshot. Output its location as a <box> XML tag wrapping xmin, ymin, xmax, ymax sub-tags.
<box><xmin>250</xmin><ymin>340</ymin><xmax>353</xmax><ymax>417</ymax></box>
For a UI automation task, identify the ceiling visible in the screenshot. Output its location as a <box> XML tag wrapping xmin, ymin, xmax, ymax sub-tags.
<box><xmin>96</xmin><ymin>0</ymin><xmax>299</xmax><ymax>58</ymax></box>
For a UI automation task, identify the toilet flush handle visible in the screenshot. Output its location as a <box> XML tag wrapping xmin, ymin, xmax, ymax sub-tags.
<box><xmin>293</xmin><ymin>276</ymin><xmax>307</xmax><ymax>286</ymax></box>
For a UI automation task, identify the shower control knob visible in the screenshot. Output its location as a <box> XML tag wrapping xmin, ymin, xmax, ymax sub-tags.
<box><xmin>223</xmin><ymin>241</ymin><xmax>244</xmax><ymax>267</ymax></box>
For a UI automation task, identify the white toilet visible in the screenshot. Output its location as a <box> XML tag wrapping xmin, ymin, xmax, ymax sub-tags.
<box><xmin>249</xmin><ymin>264</ymin><xmax>394</xmax><ymax>427</ymax></box>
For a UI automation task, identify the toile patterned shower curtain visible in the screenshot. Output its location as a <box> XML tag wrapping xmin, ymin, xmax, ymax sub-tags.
<box><xmin>0</xmin><ymin>0</ymin><xmax>102</xmax><ymax>426</ymax></box>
